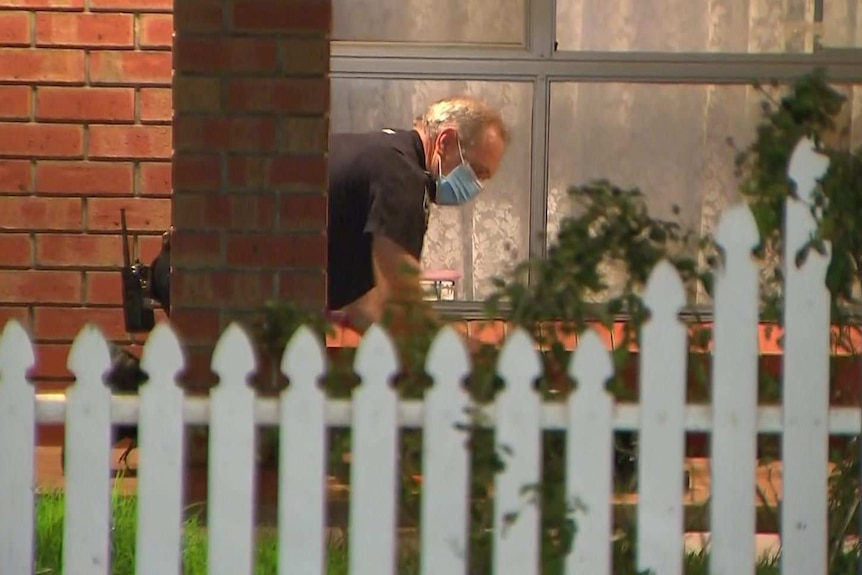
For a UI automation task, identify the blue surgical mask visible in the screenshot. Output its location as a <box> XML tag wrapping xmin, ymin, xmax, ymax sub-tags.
<box><xmin>435</xmin><ymin>140</ymin><xmax>483</xmax><ymax>206</ymax></box>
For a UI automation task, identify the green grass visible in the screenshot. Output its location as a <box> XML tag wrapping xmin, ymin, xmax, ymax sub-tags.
<box><xmin>31</xmin><ymin>484</ymin><xmax>855</xmax><ymax>575</ymax></box>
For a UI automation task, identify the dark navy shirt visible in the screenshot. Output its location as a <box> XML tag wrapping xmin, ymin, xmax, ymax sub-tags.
<box><xmin>326</xmin><ymin>128</ymin><xmax>432</xmax><ymax>311</ymax></box>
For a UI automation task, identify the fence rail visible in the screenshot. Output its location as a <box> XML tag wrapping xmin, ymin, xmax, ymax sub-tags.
<box><xmin>0</xmin><ymin>137</ymin><xmax>854</xmax><ymax>574</ymax></box>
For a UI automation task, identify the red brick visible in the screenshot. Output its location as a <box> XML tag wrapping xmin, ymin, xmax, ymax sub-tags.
<box><xmin>0</xmin><ymin>270</ymin><xmax>82</xmax><ymax>304</ymax></box>
<box><xmin>174</xmin><ymin>76</ymin><xmax>221</xmax><ymax>113</ymax></box>
<box><xmin>171</xmin><ymin>230</ymin><xmax>222</xmax><ymax>267</ymax></box>
<box><xmin>85</xmin><ymin>270</ymin><xmax>121</xmax><ymax>304</ymax></box>
<box><xmin>174</xmin><ymin>36</ymin><xmax>277</xmax><ymax>74</ymax></box>
<box><xmin>36</xmin><ymin>233</ymin><xmax>123</xmax><ymax>267</ymax></box>
<box><xmin>89</xmin><ymin>0</ymin><xmax>171</xmax><ymax>12</ymax></box>
<box><xmin>33</xmin><ymin>306</ymin><xmax>126</xmax><ymax>340</ymax></box>
<box><xmin>267</xmin><ymin>155</ymin><xmax>327</xmax><ymax>189</ymax></box>
<box><xmin>173</xmin><ymin>193</ymin><xmax>275</xmax><ymax>230</ymax></box>
<box><xmin>174</xmin><ymin>117</ymin><xmax>276</xmax><ymax>153</ymax></box>
<box><xmin>0</xmin><ymin>197</ymin><xmax>82</xmax><ymax>230</ymax></box>
<box><xmin>0</xmin><ymin>0</ymin><xmax>83</xmax><ymax>10</ymax></box>
<box><xmin>138</xmin><ymin>233</ymin><xmax>165</xmax><ymax>262</ymax></box>
<box><xmin>230</xmin><ymin>1</ymin><xmax>331</xmax><ymax>33</ymax></box>
<box><xmin>86</xmin><ymin>197</ymin><xmax>170</xmax><ymax>232</ymax></box>
<box><xmin>89</xmin><ymin>51</ymin><xmax>172</xmax><ymax>85</ymax></box>
<box><xmin>139</xmin><ymin>14</ymin><xmax>172</xmax><ymax>48</ymax></box>
<box><xmin>174</xmin><ymin>1</ymin><xmax>223</xmax><ymax>33</ymax></box>
<box><xmin>89</xmin><ymin>125</ymin><xmax>171</xmax><ymax>159</ymax></box>
<box><xmin>0</xmin><ymin>306</ymin><xmax>30</xmax><ymax>331</ymax></box>
<box><xmin>278</xmin><ymin>271</ymin><xmax>326</xmax><ymax>307</ymax></box>
<box><xmin>279</xmin><ymin>36</ymin><xmax>329</xmax><ymax>75</ymax></box>
<box><xmin>0</xmin><ymin>48</ymin><xmax>85</xmax><ymax>83</ymax></box>
<box><xmin>171</xmin><ymin>270</ymin><xmax>275</xmax><ymax>308</ymax></box>
<box><xmin>226</xmin><ymin>78</ymin><xmax>328</xmax><ymax>114</ymax></box>
<box><xmin>33</xmin><ymin>343</ymin><xmax>74</xmax><ymax>379</ymax></box>
<box><xmin>139</xmin><ymin>88</ymin><xmax>172</xmax><ymax>123</ymax></box>
<box><xmin>0</xmin><ymin>12</ymin><xmax>31</xmax><ymax>46</ymax></box>
<box><xmin>225</xmin><ymin>233</ymin><xmax>325</xmax><ymax>268</ymax></box>
<box><xmin>0</xmin><ymin>123</ymin><xmax>83</xmax><ymax>158</ymax></box>
<box><xmin>0</xmin><ymin>85</ymin><xmax>31</xmax><ymax>120</ymax></box>
<box><xmin>36</xmin><ymin>87</ymin><xmax>135</xmax><ymax>122</ymax></box>
<box><xmin>0</xmin><ymin>233</ymin><xmax>32</xmax><ymax>266</ymax></box>
<box><xmin>169</xmin><ymin>308</ymin><xmax>221</xmax><ymax>346</ymax></box>
<box><xmin>173</xmin><ymin>154</ymin><xmax>221</xmax><ymax>191</ymax></box>
<box><xmin>138</xmin><ymin>162</ymin><xmax>171</xmax><ymax>196</ymax></box>
<box><xmin>36</xmin><ymin>161</ymin><xmax>133</xmax><ymax>195</ymax></box>
<box><xmin>0</xmin><ymin>160</ymin><xmax>31</xmax><ymax>193</ymax></box>
<box><xmin>36</xmin><ymin>13</ymin><xmax>133</xmax><ymax>47</ymax></box>
<box><xmin>279</xmin><ymin>194</ymin><xmax>326</xmax><ymax>231</ymax></box>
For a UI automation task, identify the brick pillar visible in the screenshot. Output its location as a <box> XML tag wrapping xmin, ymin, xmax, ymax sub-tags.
<box><xmin>171</xmin><ymin>0</ymin><xmax>331</xmax><ymax>390</ymax></box>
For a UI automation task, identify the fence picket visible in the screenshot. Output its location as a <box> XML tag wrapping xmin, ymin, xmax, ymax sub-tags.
<box><xmin>64</xmin><ymin>325</ymin><xmax>114</xmax><ymax>575</ymax></box>
<box><xmin>493</xmin><ymin>327</ymin><xmax>543</xmax><ymax>575</ymax></box>
<box><xmin>781</xmin><ymin>137</ymin><xmax>832</xmax><ymax>575</ymax></box>
<box><xmin>135</xmin><ymin>323</ymin><xmax>187</xmax><ymax>575</ymax></box>
<box><xmin>709</xmin><ymin>203</ymin><xmax>761</xmax><ymax>575</ymax></box>
<box><xmin>566</xmin><ymin>329</ymin><xmax>615</xmax><ymax>575</ymax></box>
<box><xmin>637</xmin><ymin>260</ymin><xmax>687</xmax><ymax>575</ymax></box>
<box><xmin>421</xmin><ymin>326</ymin><xmax>473</xmax><ymax>575</ymax></box>
<box><xmin>278</xmin><ymin>326</ymin><xmax>328</xmax><ymax>575</ymax></box>
<box><xmin>208</xmin><ymin>323</ymin><xmax>258</xmax><ymax>575</ymax></box>
<box><xmin>350</xmin><ymin>324</ymin><xmax>401</xmax><ymax>575</ymax></box>
<box><xmin>0</xmin><ymin>320</ymin><xmax>36</xmax><ymax>575</ymax></box>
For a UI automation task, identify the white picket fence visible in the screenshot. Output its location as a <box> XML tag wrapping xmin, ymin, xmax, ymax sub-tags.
<box><xmin>0</xmin><ymin>136</ymin><xmax>859</xmax><ymax>575</ymax></box>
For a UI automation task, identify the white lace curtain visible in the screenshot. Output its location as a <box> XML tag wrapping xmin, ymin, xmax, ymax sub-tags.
<box><xmin>331</xmin><ymin>0</ymin><xmax>862</xmax><ymax>302</ymax></box>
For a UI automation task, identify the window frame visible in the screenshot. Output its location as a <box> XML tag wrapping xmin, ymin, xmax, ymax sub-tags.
<box><xmin>330</xmin><ymin>0</ymin><xmax>862</xmax><ymax>316</ymax></box>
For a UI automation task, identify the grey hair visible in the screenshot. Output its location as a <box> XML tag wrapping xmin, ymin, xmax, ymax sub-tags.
<box><xmin>415</xmin><ymin>96</ymin><xmax>509</xmax><ymax>150</ymax></box>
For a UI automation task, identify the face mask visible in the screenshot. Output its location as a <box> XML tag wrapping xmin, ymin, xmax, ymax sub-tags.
<box><xmin>435</xmin><ymin>139</ymin><xmax>483</xmax><ymax>206</ymax></box>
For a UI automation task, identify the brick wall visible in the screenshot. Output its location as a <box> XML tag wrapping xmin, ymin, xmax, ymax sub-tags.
<box><xmin>171</xmin><ymin>0</ymin><xmax>331</xmax><ymax>390</ymax></box>
<box><xmin>0</xmin><ymin>0</ymin><xmax>332</xmax><ymax>393</ymax></box>
<box><xmin>0</xmin><ymin>0</ymin><xmax>173</xmax><ymax>390</ymax></box>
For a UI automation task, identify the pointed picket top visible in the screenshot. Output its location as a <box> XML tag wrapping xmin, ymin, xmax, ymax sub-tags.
<box><xmin>643</xmin><ymin>259</ymin><xmax>686</xmax><ymax>317</ymax></box>
<box><xmin>211</xmin><ymin>322</ymin><xmax>257</xmax><ymax>386</ymax></box>
<box><xmin>67</xmin><ymin>324</ymin><xmax>112</xmax><ymax>387</ymax></box>
<box><xmin>0</xmin><ymin>319</ymin><xmax>35</xmax><ymax>380</ymax></box>
<box><xmin>278</xmin><ymin>323</ymin><xmax>328</xmax><ymax>575</ymax></box>
<box><xmin>140</xmin><ymin>322</ymin><xmax>186</xmax><ymax>383</ymax></box>
<box><xmin>715</xmin><ymin>202</ymin><xmax>760</xmax><ymax>256</ymax></box>
<box><xmin>493</xmin><ymin>326</ymin><xmax>543</xmax><ymax>575</ymax></box>
<box><xmin>497</xmin><ymin>326</ymin><xmax>543</xmax><ymax>385</ymax></box>
<box><xmin>425</xmin><ymin>325</ymin><xmax>471</xmax><ymax>385</ymax></box>
<box><xmin>281</xmin><ymin>325</ymin><xmax>326</xmax><ymax>389</ymax></box>
<box><xmin>788</xmin><ymin>136</ymin><xmax>830</xmax><ymax>205</ymax></box>
<box><xmin>349</xmin><ymin>322</ymin><xmax>400</xmax><ymax>575</ymax></box>
<box><xmin>136</xmin><ymin>322</ymin><xmax>186</xmax><ymax>575</ymax></box>
<box><xmin>353</xmin><ymin>323</ymin><xmax>399</xmax><ymax>385</ymax></box>
<box><xmin>568</xmin><ymin>329</ymin><xmax>613</xmax><ymax>397</ymax></box>
<box><xmin>566</xmin><ymin>328</ymin><xmax>615</xmax><ymax>575</ymax></box>
<box><xmin>63</xmin><ymin>323</ymin><xmax>113</xmax><ymax>575</ymax></box>
<box><xmin>420</xmin><ymin>325</ymin><xmax>472</xmax><ymax>575</ymax></box>
<box><xmin>0</xmin><ymin>318</ymin><xmax>36</xmax><ymax>575</ymax></box>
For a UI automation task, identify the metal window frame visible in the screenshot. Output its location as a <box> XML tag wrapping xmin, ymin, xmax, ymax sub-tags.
<box><xmin>331</xmin><ymin>0</ymin><xmax>862</xmax><ymax>315</ymax></box>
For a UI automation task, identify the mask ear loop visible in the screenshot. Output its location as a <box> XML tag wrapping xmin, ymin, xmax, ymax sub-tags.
<box><xmin>456</xmin><ymin>137</ymin><xmax>484</xmax><ymax>190</ymax></box>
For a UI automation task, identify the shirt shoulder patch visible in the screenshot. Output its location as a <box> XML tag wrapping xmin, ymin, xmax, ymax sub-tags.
<box><xmin>382</xmin><ymin>128</ymin><xmax>396</xmax><ymax>135</ymax></box>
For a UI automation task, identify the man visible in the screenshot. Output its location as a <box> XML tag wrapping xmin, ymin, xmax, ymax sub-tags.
<box><xmin>327</xmin><ymin>96</ymin><xmax>510</xmax><ymax>336</ymax></box>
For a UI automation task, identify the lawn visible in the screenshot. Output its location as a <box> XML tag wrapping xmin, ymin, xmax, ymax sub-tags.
<box><xmin>32</xmin><ymin>486</ymin><xmax>853</xmax><ymax>575</ymax></box>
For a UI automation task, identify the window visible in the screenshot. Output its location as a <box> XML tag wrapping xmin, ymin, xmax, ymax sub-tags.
<box><xmin>332</xmin><ymin>0</ymin><xmax>527</xmax><ymax>45</ymax></box>
<box><xmin>330</xmin><ymin>79</ymin><xmax>533</xmax><ymax>300</ymax></box>
<box><xmin>331</xmin><ymin>0</ymin><xmax>862</xmax><ymax>308</ymax></box>
<box><xmin>555</xmin><ymin>0</ymin><xmax>862</xmax><ymax>53</ymax></box>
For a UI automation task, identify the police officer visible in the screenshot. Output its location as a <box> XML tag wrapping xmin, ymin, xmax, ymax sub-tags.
<box><xmin>327</xmin><ymin>96</ymin><xmax>510</xmax><ymax>336</ymax></box>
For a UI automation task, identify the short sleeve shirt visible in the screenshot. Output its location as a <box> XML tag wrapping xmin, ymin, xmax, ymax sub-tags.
<box><xmin>326</xmin><ymin>128</ymin><xmax>432</xmax><ymax>311</ymax></box>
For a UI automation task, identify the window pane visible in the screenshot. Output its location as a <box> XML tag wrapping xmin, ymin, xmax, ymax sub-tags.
<box><xmin>823</xmin><ymin>0</ymin><xmax>862</xmax><ymax>48</ymax></box>
<box><xmin>556</xmin><ymin>0</ymin><xmax>862</xmax><ymax>52</ymax></box>
<box><xmin>547</xmin><ymin>82</ymin><xmax>862</xmax><ymax>302</ymax></box>
<box><xmin>330</xmin><ymin>79</ymin><xmax>533</xmax><ymax>301</ymax></box>
<box><xmin>333</xmin><ymin>0</ymin><xmax>526</xmax><ymax>45</ymax></box>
